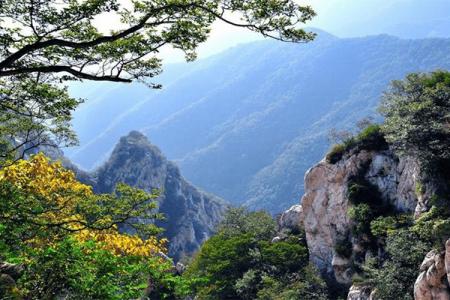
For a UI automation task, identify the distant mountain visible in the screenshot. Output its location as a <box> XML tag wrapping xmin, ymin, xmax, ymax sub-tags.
<box><xmin>313</xmin><ymin>0</ymin><xmax>450</xmax><ymax>39</ymax></box>
<box><xmin>72</xmin><ymin>131</ymin><xmax>227</xmax><ymax>261</ymax></box>
<box><xmin>67</xmin><ymin>32</ymin><xmax>450</xmax><ymax>213</ymax></box>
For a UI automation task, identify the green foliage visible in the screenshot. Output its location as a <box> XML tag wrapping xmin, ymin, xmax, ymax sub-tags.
<box><xmin>19</xmin><ymin>238</ymin><xmax>145</xmax><ymax>299</ymax></box>
<box><xmin>380</xmin><ymin>71</ymin><xmax>450</xmax><ymax>166</ymax></box>
<box><xmin>348</xmin><ymin>204</ymin><xmax>373</xmax><ymax>237</ymax></box>
<box><xmin>415</xmin><ymin>181</ymin><xmax>425</xmax><ymax>197</ymax></box>
<box><xmin>362</xmin><ymin>230</ymin><xmax>430</xmax><ymax>300</ymax></box>
<box><xmin>218</xmin><ymin>207</ymin><xmax>277</xmax><ymax>240</ymax></box>
<box><xmin>0</xmin><ymin>0</ymin><xmax>316</xmax><ymax>166</ymax></box>
<box><xmin>3</xmin><ymin>237</ymin><xmax>189</xmax><ymax>300</ymax></box>
<box><xmin>326</xmin><ymin>144</ymin><xmax>346</xmax><ymax>164</ymax></box>
<box><xmin>334</xmin><ymin>234</ymin><xmax>353</xmax><ymax>258</ymax></box>
<box><xmin>255</xmin><ymin>265</ymin><xmax>328</xmax><ymax>300</ymax></box>
<box><xmin>186</xmin><ymin>233</ymin><xmax>256</xmax><ymax>299</ymax></box>
<box><xmin>370</xmin><ymin>216</ymin><xmax>397</xmax><ymax>238</ymax></box>
<box><xmin>347</xmin><ymin>177</ymin><xmax>387</xmax><ymax>239</ymax></box>
<box><xmin>326</xmin><ymin>124</ymin><xmax>387</xmax><ymax>164</ymax></box>
<box><xmin>413</xmin><ymin>206</ymin><xmax>450</xmax><ymax>245</ymax></box>
<box><xmin>0</xmin><ymin>77</ymin><xmax>82</xmax><ymax>166</ymax></box>
<box><xmin>184</xmin><ymin>209</ymin><xmax>327</xmax><ymax>300</ymax></box>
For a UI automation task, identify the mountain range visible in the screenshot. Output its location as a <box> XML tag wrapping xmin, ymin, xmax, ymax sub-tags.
<box><xmin>66</xmin><ymin>31</ymin><xmax>450</xmax><ymax>213</ymax></box>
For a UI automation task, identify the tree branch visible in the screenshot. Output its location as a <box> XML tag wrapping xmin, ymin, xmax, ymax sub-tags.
<box><xmin>0</xmin><ymin>65</ymin><xmax>132</xmax><ymax>82</ymax></box>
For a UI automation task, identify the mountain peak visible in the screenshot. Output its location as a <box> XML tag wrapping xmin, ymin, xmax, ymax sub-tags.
<box><xmin>91</xmin><ymin>132</ymin><xmax>227</xmax><ymax>260</ymax></box>
<box><xmin>121</xmin><ymin>130</ymin><xmax>150</xmax><ymax>143</ymax></box>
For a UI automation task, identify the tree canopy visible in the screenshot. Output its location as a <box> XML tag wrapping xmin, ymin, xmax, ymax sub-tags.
<box><xmin>184</xmin><ymin>208</ymin><xmax>327</xmax><ymax>299</ymax></box>
<box><xmin>0</xmin><ymin>153</ymin><xmax>194</xmax><ymax>299</ymax></box>
<box><xmin>379</xmin><ymin>70</ymin><xmax>450</xmax><ymax>166</ymax></box>
<box><xmin>0</xmin><ymin>0</ymin><xmax>316</xmax><ymax>165</ymax></box>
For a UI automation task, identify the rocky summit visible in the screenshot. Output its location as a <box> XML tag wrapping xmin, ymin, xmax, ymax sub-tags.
<box><xmin>79</xmin><ymin>131</ymin><xmax>227</xmax><ymax>261</ymax></box>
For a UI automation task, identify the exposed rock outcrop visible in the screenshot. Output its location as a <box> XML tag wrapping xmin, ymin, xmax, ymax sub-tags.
<box><xmin>278</xmin><ymin>204</ymin><xmax>304</xmax><ymax>232</ymax></box>
<box><xmin>0</xmin><ymin>262</ymin><xmax>23</xmax><ymax>296</ymax></box>
<box><xmin>79</xmin><ymin>131</ymin><xmax>227</xmax><ymax>261</ymax></box>
<box><xmin>414</xmin><ymin>240</ymin><xmax>450</xmax><ymax>300</ymax></box>
<box><xmin>300</xmin><ymin>149</ymin><xmax>422</xmax><ymax>285</ymax></box>
<box><xmin>347</xmin><ymin>285</ymin><xmax>373</xmax><ymax>300</ymax></box>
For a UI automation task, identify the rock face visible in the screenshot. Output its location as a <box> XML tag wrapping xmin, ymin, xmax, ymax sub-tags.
<box><xmin>278</xmin><ymin>204</ymin><xmax>304</xmax><ymax>232</ymax></box>
<box><xmin>83</xmin><ymin>131</ymin><xmax>227</xmax><ymax>261</ymax></box>
<box><xmin>414</xmin><ymin>240</ymin><xmax>450</xmax><ymax>300</ymax></box>
<box><xmin>300</xmin><ymin>149</ymin><xmax>421</xmax><ymax>285</ymax></box>
<box><xmin>347</xmin><ymin>285</ymin><xmax>373</xmax><ymax>300</ymax></box>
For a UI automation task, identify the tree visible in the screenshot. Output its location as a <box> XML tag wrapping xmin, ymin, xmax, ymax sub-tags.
<box><xmin>0</xmin><ymin>153</ymin><xmax>192</xmax><ymax>298</ymax></box>
<box><xmin>362</xmin><ymin>230</ymin><xmax>430</xmax><ymax>300</ymax></box>
<box><xmin>184</xmin><ymin>209</ymin><xmax>327</xmax><ymax>299</ymax></box>
<box><xmin>0</xmin><ymin>0</ymin><xmax>316</xmax><ymax>165</ymax></box>
<box><xmin>379</xmin><ymin>71</ymin><xmax>450</xmax><ymax>166</ymax></box>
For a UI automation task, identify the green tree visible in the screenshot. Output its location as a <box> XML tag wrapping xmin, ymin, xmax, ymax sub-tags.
<box><xmin>184</xmin><ymin>209</ymin><xmax>327</xmax><ymax>299</ymax></box>
<box><xmin>362</xmin><ymin>230</ymin><xmax>430</xmax><ymax>300</ymax></box>
<box><xmin>217</xmin><ymin>207</ymin><xmax>277</xmax><ymax>240</ymax></box>
<box><xmin>0</xmin><ymin>154</ymin><xmax>193</xmax><ymax>299</ymax></box>
<box><xmin>379</xmin><ymin>71</ymin><xmax>450</xmax><ymax>165</ymax></box>
<box><xmin>0</xmin><ymin>0</ymin><xmax>316</xmax><ymax>165</ymax></box>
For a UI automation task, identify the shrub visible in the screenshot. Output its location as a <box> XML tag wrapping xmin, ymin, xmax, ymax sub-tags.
<box><xmin>334</xmin><ymin>235</ymin><xmax>353</xmax><ymax>258</ymax></box>
<box><xmin>370</xmin><ymin>216</ymin><xmax>397</xmax><ymax>238</ymax></box>
<box><xmin>348</xmin><ymin>204</ymin><xmax>373</xmax><ymax>237</ymax></box>
<box><xmin>362</xmin><ymin>230</ymin><xmax>430</xmax><ymax>300</ymax></box>
<box><xmin>326</xmin><ymin>144</ymin><xmax>346</xmax><ymax>164</ymax></box>
<box><xmin>370</xmin><ymin>214</ymin><xmax>413</xmax><ymax>239</ymax></box>
<box><xmin>326</xmin><ymin>123</ymin><xmax>387</xmax><ymax>164</ymax></box>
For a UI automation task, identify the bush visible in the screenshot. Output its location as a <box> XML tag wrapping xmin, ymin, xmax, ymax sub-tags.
<box><xmin>370</xmin><ymin>215</ymin><xmax>412</xmax><ymax>238</ymax></box>
<box><xmin>348</xmin><ymin>204</ymin><xmax>373</xmax><ymax>237</ymax></box>
<box><xmin>326</xmin><ymin>144</ymin><xmax>346</xmax><ymax>163</ymax></box>
<box><xmin>362</xmin><ymin>230</ymin><xmax>430</xmax><ymax>300</ymax></box>
<box><xmin>326</xmin><ymin>124</ymin><xmax>387</xmax><ymax>164</ymax></box>
<box><xmin>334</xmin><ymin>234</ymin><xmax>353</xmax><ymax>258</ymax></box>
<box><xmin>370</xmin><ymin>216</ymin><xmax>397</xmax><ymax>238</ymax></box>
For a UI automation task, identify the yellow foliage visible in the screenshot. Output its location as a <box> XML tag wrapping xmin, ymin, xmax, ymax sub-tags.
<box><xmin>0</xmin><ymin>153</ymin><xmax>166</xmax><ymax>257</ymax></box>
<box><xmin>77</xmin><ymin>229</ymin><xmax>167</xmax><ymax>257</ymax></box>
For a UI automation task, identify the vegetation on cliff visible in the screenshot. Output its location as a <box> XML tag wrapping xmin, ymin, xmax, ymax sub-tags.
<box><xmin>321</xmin><ymin>70</ymin><xmax>450</xmax><ymax>299</ymax></box>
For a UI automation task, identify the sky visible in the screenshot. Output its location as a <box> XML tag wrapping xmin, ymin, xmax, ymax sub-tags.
<box><xmin>96</xmin><ymin>0</ymin><xmax>450</xmax><ymax>63</ymax></box>
<box><xmin>96</xmin><ymin>0</ymin><xmax>334</xmax><ymax>63</ymax></box>
<box><xmin>158</xmin><ymin>0</ymin><xmax>450</xmax><ymax>63</ymax></box>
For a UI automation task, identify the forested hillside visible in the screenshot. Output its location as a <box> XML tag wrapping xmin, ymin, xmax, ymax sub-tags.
<box><xmin>68</xmin><ymin>32</ymin><xmax>450</xmax><ymax>212</ymax></box>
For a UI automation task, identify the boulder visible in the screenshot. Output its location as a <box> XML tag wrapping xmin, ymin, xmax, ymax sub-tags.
<box><xmin>279</xmin><ymin>204</ymin><xmax>304</xmax><ymax>231</ymax></box>
<box><xmin>414</xmin><ymin>244</ymin><xmax>450</xmax><ymax>300</ymax></box>
<box><xmin>347</xmin><ymin>285</ymin><xmax>372</xmax><ymax>300</ymax></box>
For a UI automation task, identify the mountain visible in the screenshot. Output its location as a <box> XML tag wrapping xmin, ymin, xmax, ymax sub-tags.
<box><xmin>312</xmin><ymin>0</ymin><xmax>450</xmax><ymax>39</ymax></box>
<box><xmin>75</xmin><ymin>131</ymin><xmax>227</xmax><ymax>261</ymax></box>
<box><xmin>67</xmin><ymin>32</ymin><xmax>450</xmax><ymax>213</ymax></box>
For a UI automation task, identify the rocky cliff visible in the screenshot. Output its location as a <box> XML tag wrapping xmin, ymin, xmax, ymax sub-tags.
<box><xmin>279</xmin><ymin>138</ymin><xmax>448</xmax><ymax>299</ymax></box>
<box><xmin>300</xmin><ymin>149</ymin><xmax>421</xmax><ymax>284</ymax></box>
<box><xmin>414</xmin><ymin>240</ymin><xmax>450</xmax><ymax>300</ymax></box>
<box><xmin>77</xmin><ymin>131</ymin><xmax>227</xmax><ymax>261</ymax></box>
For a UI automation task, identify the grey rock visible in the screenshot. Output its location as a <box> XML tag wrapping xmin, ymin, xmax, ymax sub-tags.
<box><xmin>301</xmin><ymin>149</ymin><xmax>421</xmax><ymax>284</ymax></box>
<box><xmin>78</xmin><ymin>131</ymin><xmax>228</xmax><ymax>261</ymax></box>
<box><xmin>414</xmin><ymin>241</ymin><xmax>450</xmax><ymax>300</ymax></box>
<box><xmin>279</xmin><ymin>204</ymin><xmax>304</xmax><ymax>231</ymax></box>
<box><xmin>347</xmin><ymin>285</ymin><xmax>372</xmax><ymax>300</ymax></box>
